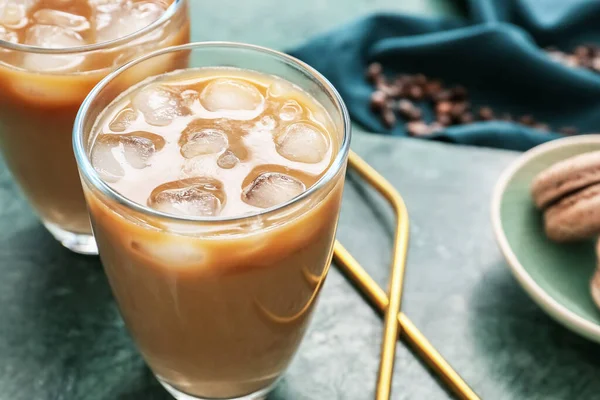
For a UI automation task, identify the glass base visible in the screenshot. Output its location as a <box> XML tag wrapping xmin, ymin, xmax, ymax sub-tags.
<box><xmin>44</xmin><ymin>222</ymin><xmax>98</xmax><ymax>255</ymax></box>
<box><xmin>159</xmin><ymin>379</ymin><xmax>274</xmax><ymax>400</ymax></box>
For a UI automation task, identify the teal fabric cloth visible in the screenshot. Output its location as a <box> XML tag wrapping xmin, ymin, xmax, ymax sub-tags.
<box><xmin>291</xmin><ymin>0</ymin><xmax>600</xmax><ymax>151</ymax></box>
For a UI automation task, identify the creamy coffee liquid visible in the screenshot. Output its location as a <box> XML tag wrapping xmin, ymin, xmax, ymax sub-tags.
<box><xmin>85</xmin><ymin>68</ymin><xmax>345</xmax><ymax>398</ymax></box>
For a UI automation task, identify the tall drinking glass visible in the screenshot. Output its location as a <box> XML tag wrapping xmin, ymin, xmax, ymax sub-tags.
<box><xmin>0</xmin><ymin>0</ymin><xmax>189</xmax><ymax>254</ymax></box>
<box><xmin>73</xmin><ymin>42</ymin><xmax>351</xmax><ymax>399</ymax></box>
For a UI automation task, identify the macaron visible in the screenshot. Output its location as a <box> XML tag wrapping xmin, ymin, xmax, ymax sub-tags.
<box><xmin>591</xmin><ymin>269</ymin><xmax>600</xmax><ymax>312</ymax></box>
<box><xmin>531</xmin><ymin>150</ymin><xmax>600</xmax><ymax>209</ymax></box>
<box><xmin>543</xmin><ymin>182</ymin><xmax>600</xmax><ymax>242</ymax></box>
<box><xmin>531</xmin><ymin>151</ymin><xmax>600</xmax><ymax>242</ymax></box>
<box><xmin>590</xmin><ymin>240</ymin><xmax>600</xmax><ymax>312</ymax></box>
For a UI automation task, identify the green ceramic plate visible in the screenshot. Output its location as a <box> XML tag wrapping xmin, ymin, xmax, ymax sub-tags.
<box><xmin>492</xmin><ymin>135</ymin><xmax>600</xmax><ymax>343</ymax></box>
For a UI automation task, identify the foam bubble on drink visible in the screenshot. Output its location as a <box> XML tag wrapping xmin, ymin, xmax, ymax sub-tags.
<box><xmin>200</xmin><ymin>78</ymin><xmax>264</xmax><ymax>117</ymax></box>
<box><xmin>108</xmin><ymin>108</ymin><xmax>138</xmax><ymax>132</ymax></box>
<box><xmin>274</xmin><ymin>122</ymin><xmax>328</xmax><ymax>164</ymax></box>
<box><xmin>95</xmin><ymin>1</ymin><xmax>164</xmax><ymax>44</ymax></box>
<box><xmin>131</xmin><ymin>84</ymin><xmax>190</xmax><ymax>127</ymax></box>
<box><xmin>0</xmin><ymin>0</ymin><xmax>33</xmax><ymax>29</ymax></box>
<box><xmin>217</xmin><ymin>150</ymin><xmax>239</xmax><ymax>169</ymax></box>
<box><xmin>180</xmin><ymin>128</ymin><xmax>228</xmax><ymax>159</ymax></box>
<box><xmin>148</xmin><ymin>178</ymin><xmax>225</xmax><ymax>217</ymax></box>
<box><xmin>91</xmin><ymin>132</ymin><xmax>165</xmax><ymax>181</ymax></box>
<box><xmin>256</xmin><ymin>115</ymin><xmax>276</xmax><ymax>131</ymax></box>
<box><xmin>267</xmin><ymin>79</ymin><xmax>294</xmax><ymax>99</ymax></box>
<box><xmin>22</xmin><ymin>25</ymin><xmax>86</xmax><ymax>72</ymax></box>
<box><xmin>279</xmin><ymin>100</ymin><xmax>303</xmax><ymax>122</ymax></box>
<box><xmin>33</xmin><ymin>9</ymin><xmax>91</xmax><ymax>32</ymax></box>
<box><xmin>242</xmin><ymin>172</ymin><xmax>305</xmax><ymax>209</ymax></box>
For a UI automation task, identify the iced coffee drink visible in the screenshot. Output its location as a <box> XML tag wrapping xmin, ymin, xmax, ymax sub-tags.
<box><xmin>0</xmin><ymin>0</ymin><xmax>189</xmax><ymax>254</ymax></box>
<box><xmin>74</xmin><ymin>43</ymin><xmax>350</xmax><ymax>399</ymax></box>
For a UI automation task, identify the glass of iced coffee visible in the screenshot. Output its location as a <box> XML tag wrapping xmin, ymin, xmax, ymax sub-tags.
<box><xmin>73</xmin><ymin>42</ymin><xmax>350</xmax><ymax>399</ymax></box>
<box><xmin>0</xmin><ymin>0</ymin><xmax>189</xmax><ymax>254</ymax></box>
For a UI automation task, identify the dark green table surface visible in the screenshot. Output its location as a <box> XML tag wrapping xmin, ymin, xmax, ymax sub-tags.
<box><xmin>3</xmin><ymin>1</ymin><xmax>600</xmax><ymax>399</ymax></box>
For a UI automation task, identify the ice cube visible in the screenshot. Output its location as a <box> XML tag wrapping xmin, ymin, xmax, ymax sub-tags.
<box><xmin>108</xmin><ymin>107</ymin><xmax>138</xmax><ymax>132</ymax></box>
<box><xmin>131</xmin><ymin>84</ymin><xmax>190</xmax><ymax>126</ymax></box>
<box><xmin>148</xmin><ymin>178</ymin><xmax>225</xmax><ymax>217</ymax></box>
<box><xmin>275</xmin><ymin>122</ymin><xmax>328</xmax><ymax>164</ymax></box>
<box><xmin>23</xmin><ymin>25</ymin><xmax>86</xmax><ymax>72</ymax></box>
<box><xmin>200</xmin><ymin>78</ymin><xmax>264</xmax><ymax>113</ymax></box>
<box><xmin>33</xmin><ymin>9</ymin><xmax>91</xmax><ymax>32</ymax></box>
<box><xmin>217</xmin><ymin>150</ymin><xmax>239</xmax><ymax>169</ymax></box>
<box><xmin>242</xmin><ymin>172</ymin><xmax>305</xmax><ymax>209</ymax></box>
<box><xmin>95</xmin><ymin>1</ymin><xmax>164</xmax><ymax>44</ymax></box>
<box><xmin>119</xmin><ymin>131</ymin><xmax>166</xmax><ymax>169</ymax></box>
<box><xmin>91</xmin><ymin>137</ymin><xmax>125</xmax><ymax>183</ymax></box>
<box><xmin>91</xmin><ymin>132</ymin><xmax>165</xmax><ymax>181</ymax></box>
<box><xmin>180</xmin><ymin>128</ymin><xmax>228</xmax><ymax>159</ymax></box>
<box><xmin>278</xmin><ymin>100</ymin><xmax>303</xmax><ymax>122</ymax></box>
<box><xmin>89</xmin><ymin>0</ymin><xmax>124</xmax><ymax>11</ymax></box>
<box><xmin>0</xmin><ymin>0</ymin><xmax>34</xmax><ymax>28</ymax></box>
<box><xmin>132</xmin><ymin>238</ymin><xmax>205</xmax><ymax>267</ymax></box>
<box><xmin>0</xmin><ymin>25</ymin><xmax>17</xmax><ymax>44</ymax></box>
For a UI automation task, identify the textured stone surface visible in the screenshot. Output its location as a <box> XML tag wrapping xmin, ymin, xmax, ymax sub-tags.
<box><xmin>3</xmin><ymin>1</ymin><xmax>600</xmax><ymax>399</ymax></box>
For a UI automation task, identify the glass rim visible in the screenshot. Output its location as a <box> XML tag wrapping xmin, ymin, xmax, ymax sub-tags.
<box><xmin>0</xmin><ymin>0</ymin><xmax>184</xmax><ymax>54</ymax></box>
<box><xmin>73</xmin><ymin>41</ymin><xmax>352</xmax><ymax>224</ymax></box>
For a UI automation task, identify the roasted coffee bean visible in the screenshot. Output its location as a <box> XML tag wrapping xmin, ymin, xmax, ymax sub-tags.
<box><xmin>564</xmin><ymin>55</ymin><xmax>580</xmax><ymax>67</ymax></box>
<box><xmin>395</xmin><ymin>74</ymin><xmax>413</xmax><ymax>86</ymax></box>
<box><xmin>370</xmin><ymin>90</ymin><xmax>388</xmax><ymax>111</ymax></box>
<box><xmin>413</xmin><ymin>74</ymin><xmax>427</xmax><ymax>86</ymax></box>
<box><xmin>381</xmin><ymin>108</ymin><xmax>397</xmax><ymax>128</ymax></box>
<box><xmin>460</xmin><ymin>112</ymin><xmax>474</xmax><ymax>124</ymax></box>
<box><xmin>366</xmin><ymin>62</ymin><xmax>383</xmax><ymax>83</ymax></box>
<box><xmin>398</xmin><ymin>99</ymin><xmax>422</xmax><ymax>120</ymax></box>
<box><xmin>519</xmin><ymin>115</ymin><xmax>535</xmax><ymax>125</ymax></box>
<box><xmin>450</xmin><ymin>102</ymin><xmax>469</xmax><ymax>118</ymax></box>
<box><xmin>432</xmin><ymin>89</ymin><xmax>453</xmax><ymax>103</ymax></box>
<box><xmin>574</xmin><ymin>45</ymin><xmax>592</xmax><ymax>59</ymax></box>
<box><xmin>451</xmin><ymin>85</ymin><xmax>467</xmax><ymax>100</ymax></box>
<box><xmin>377</xmin><ymin>81</ymin><xmax>402</xmax><ymax>97</ymax></box>
<box><xmin>534</xmin><ymin>123</ymin><xmax>550</xmax><ymax>132</ymax></box>
<box><xmin>589</xmin><ymin>44</ymin><xmax>600</xmax><ymax>57</ymax></box>
<box><xmin>436</xmin><ymin>101</ymin><xmax>452</xmax><ymax>115</ymax></box>
<box><xmin>559</xmin><ymin>126</ymin><xmax>578</xmax><ymax>135</ymax></box>
<box><xmin>592</xmin><ymin>57</ymin><xmax>600</xmax><ymax>71</ymax></box>
<box><xmin>406</xmin><ymin>121</ymin><xmax>431</xmax><ymax>136</ymax></box>
<box><xmin>407</xmin><ymin>85</ymin><xmax>424</xmax><ymax>100</ymax></box>
<box><xmin>580</xmin><ymin>57</ymin><xmax>594</xmax><ymax>69</ymax></box>
<box><xmin>425</xmin><ymin>80</ymin><xmax>442</xmax><ymax>96</ymax></box>
<box><xmin>478</xmin><ymin>106</ymin><xmax>494</xmax><ymax>121</ymax></box>
<box><xmin>436</xmin><ymin>114</ymin><xmax>452</xmax><ymax>126</ymax></box>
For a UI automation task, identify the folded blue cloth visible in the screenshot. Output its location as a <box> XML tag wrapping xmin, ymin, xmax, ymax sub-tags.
<box><xmin>290</xmin><ymin>0</ymin><xmax>600</xmax><ymax>151</ymax></box>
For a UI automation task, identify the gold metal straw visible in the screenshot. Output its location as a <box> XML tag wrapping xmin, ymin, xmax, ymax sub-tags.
<box><xmin>333</xmin><ymin>242</ymin><xmax>480</xmax><ymax>400</ymax></box>
<box><xmin>346</xmin><ymin>150</ymin><xmax>410</xmax><ymax>400</ymax></box>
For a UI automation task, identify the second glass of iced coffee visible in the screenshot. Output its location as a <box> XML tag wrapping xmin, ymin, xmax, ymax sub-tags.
<box><xmin>74</xmin><ymin>42</ymin><xmax>351</xmax><ymax>399</ymax></box>
<box><xmin>0</xmin><ymin>0</ymin><xmax>190</xmax><ymax>254</ymax></box>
